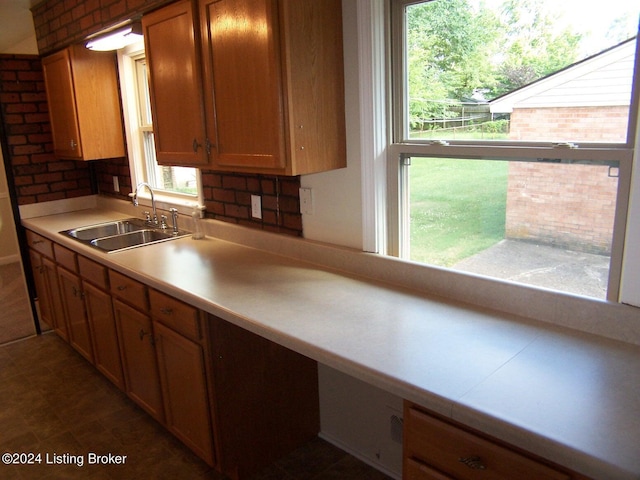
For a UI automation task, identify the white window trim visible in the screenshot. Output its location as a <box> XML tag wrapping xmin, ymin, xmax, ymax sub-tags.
<box><xmin>358</xmin><ymin>0</ymin><xmax>389</xmax><ymax>254</ymax></box>
<box><xmin>117</xmin><ymin>42</ymin><xmax>204</xmax><ymax>216</ymax></box>
<box><xmin>371</xmin><ymin>0</ymin><xmax>640</xmax><ymax>306</ymax></box>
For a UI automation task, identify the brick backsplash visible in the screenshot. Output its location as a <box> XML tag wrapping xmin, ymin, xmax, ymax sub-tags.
<box><xmin>202</xmin><ymin>171</ymin><xmax>302</xmax><ymax>236</ymax></box>
<box><xmin>0</xmin><ymin>54</ymin><xmax>94</xmax><ymax>205</ymax></box>
<box><xmin>95</xmin><ymin>163</ymin><xmax>303</xmax><ymax>236</ymax></box>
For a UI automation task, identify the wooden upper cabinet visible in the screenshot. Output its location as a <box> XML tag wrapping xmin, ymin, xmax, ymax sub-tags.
<box><xmin>142</xmin><ymin>0</ymin><xmax>209</xmax><ymax>166</ymax></box>
<box><xmin>199</xmin><ymin>0</ymin><xmax>346</xmax><ymax>175</ymax></box>
<box><xmin>42</xmin><ymin>45</ymin><xmax>125</xmax><ymax>161</ymax></box>
<box><xmin>199</xmin><ymin>0</ymin><xmax>286</xmax><ymax>171</ymax></box>
<box><xmin>143</xmin><ymin>0</ymin><xmax>346</xmax><ymax>175</ymax></box>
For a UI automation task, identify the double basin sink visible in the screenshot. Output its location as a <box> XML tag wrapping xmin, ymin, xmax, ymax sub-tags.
<box><xmin>62</xmin><ymin>218</ymin><xmax>190</xmax><ymax>253</ymax></box>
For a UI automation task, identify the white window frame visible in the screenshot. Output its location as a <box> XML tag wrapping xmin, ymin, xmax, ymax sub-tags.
<box><xmin>377</xmin><ymin>0</ymin><xmax>640</xmax><ymax>305</ymax></box>
<box><xmin>117</xmin><ymin>42</ymin><xmax>204</xmax><ymax>214</ymax></box>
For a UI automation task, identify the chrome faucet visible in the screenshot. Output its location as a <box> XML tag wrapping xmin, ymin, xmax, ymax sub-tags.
<box><xmin>132</xmin><ymin>182</ymin><xmax>158</xmax><ymax>225</ymax></box>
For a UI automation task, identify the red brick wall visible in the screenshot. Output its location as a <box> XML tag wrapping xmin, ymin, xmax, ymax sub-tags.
<box><xmin>15</xmin><ymin>0</ymin><xmax>303</xmax><ymax>236</ymax></box>
<box><xmin>509</xmin><ymin>106</ymin><xmax>629</xmax><ymax>143</ymax></box>
<box><xmin>0</xmin><ymin>54</ymin><xmax>93</xmax><ymax>205</ymax></box>
<box><xmin>505</xmin><ymin>104</ymin><xmax>624</xmax><ymax>253</ymax></box>
<box><xmin>202</xmin><ymin>171</ymin><xmax>302</xmax><ymax>235</ymax></box>
<box><xmin>506</xmin><ymin>163</ymin><xmax>617</xmax><ymax>254</ymax></box>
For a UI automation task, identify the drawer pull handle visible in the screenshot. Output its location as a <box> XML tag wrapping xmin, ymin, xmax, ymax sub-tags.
<box><xmin>160</xmin><ymin>307</ymin><xmax>173</xmax><ymax>315</ymax></box>
<box><xmin>32</xmin><ymin>239</ymin><xmax>44</xmax><ymax>245</ymax></box>
<box><xmin>117</xmin><ymin>285</ymin><xmax>127</xmax><ymax>291</ymax></box>
<box><xmin>139</xmin><ymin>329</ymin><xmax>153</xmax><ymax>341</ymax></box>
<box><xmin>459</xmin><ymin>456</ymin><xmax>486</xmax><ymax>470</ymax></box>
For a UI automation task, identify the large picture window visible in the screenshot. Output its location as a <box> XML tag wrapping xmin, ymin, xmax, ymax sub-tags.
<box><xmin>389</xmin><ymin>0</ymin><xmax>639</xmax><ymax>301</ymax></box>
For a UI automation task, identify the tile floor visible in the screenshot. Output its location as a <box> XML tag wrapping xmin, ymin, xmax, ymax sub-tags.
<box><xmin>0</xmin><ymin>333</ymin><xmax>393</xmax><ymax>480</ymax></box>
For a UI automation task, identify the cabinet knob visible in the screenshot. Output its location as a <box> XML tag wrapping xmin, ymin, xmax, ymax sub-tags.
<box><xmin>192</xmin><ymin>138</ymin><xmax>201</xmax><ymax>152</ymax></box>
<box><xmin>458</xmin><ymin>456</ymin><xmax>486</xmax><ymax>470</ymax></box>
<box><xmin>139</xmin><ymin>329</ymin><xmax>153</xmax><ymax>345</ymax></box>
<box><xmin>70</xmin><ymin>139</ymin><xmax>77</xmax><ymax>149</ymax></box>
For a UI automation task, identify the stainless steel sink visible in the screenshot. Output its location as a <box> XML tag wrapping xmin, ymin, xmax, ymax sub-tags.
<box><xmin>90</xmin><ymin>229</ymin><xmax>179</xmax><ymax>252</ymax></box>
<box><xmin>61</xmin><ymin>218</ymin><xmax>190</xmax><ymax>253</ymax></box>
<box><xmin>65</xmin><ymin>218</ymin><xmax>148</xmax><ymax>241</ymax></box>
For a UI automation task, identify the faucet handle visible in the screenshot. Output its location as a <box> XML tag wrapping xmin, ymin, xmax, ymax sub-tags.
<box><xmin>169</xmin><ymin>208</ymin><xmax>179</xmax><ymax>235</ymax></box>
<box><xmin>160</xmin><ymin>215</ymin><xmax>168</xmax><ymax>229</ymax></box>
<box><xmin>144</xmin><ymin>211</ymin><xmax>151</xmax><ymax>223</ymax></box>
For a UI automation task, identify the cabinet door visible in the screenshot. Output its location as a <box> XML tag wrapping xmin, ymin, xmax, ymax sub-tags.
<box><xmin>199</xmin><ymin>0</ymin><xmax>286</xmax><ymax>171</ymax></box>
<box><xmin>29</xmin><ymin>250</ymin><xmax>67</xmax><ymax>339</ymax></box>
<box><xmin>42</xmin><ymin>48</ymin><xmax>82</xmax><ymax>159</ymax></box>
<box><xmin>113</xmin><ymin>299</ymin><xmax>164</xmax><ymax>423</ymax></box>
<box><xmin>42</xmin><ymin>257</ymin><xmax>67</xmax><ymax>340</ymax></box>
<box><xmin>42</xmin><ymin>46</ymin><xmax>125</xmax><ymax>161</ymax></box>
<box><xmin>154</xmin><ymin>321</ymin><xmax>214</xmax><ymax>465</ymax></box>
<box><xmin>143</xmin><ymin>0</ymin><xmax>209</xmax><ymax>166</ymax></box>
<box><xmin>58</xmin><ymin>268</ymin><xmax>94</xmax><ymax>362</ymax></box>
<box><xmin>31</xmin><ymin>251</ymin><xmax>69</xmax><ymax>340</ymax></box>
<box><xmin>84</xmin><ymin>282</ymin><xmax>124</xmax><ymax>390</ymax></box>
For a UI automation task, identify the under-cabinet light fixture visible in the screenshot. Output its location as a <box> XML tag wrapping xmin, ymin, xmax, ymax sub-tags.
<box><xmin>85</xmin><ymin>22</ymin><xmax>142</xmax><ymax>51</ymax></box>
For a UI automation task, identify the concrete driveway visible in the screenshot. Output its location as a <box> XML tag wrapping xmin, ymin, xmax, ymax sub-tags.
<box><xmin>453</xmin><ymin>239</ymin><xmax>610</xmax><ymax>299</ymax></box>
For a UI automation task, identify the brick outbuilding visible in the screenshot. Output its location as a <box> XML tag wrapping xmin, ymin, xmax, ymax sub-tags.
<box><xmin>490</xmin><ymin>38</ymin><xmax>636</xmax><ymax>253</ymax></box>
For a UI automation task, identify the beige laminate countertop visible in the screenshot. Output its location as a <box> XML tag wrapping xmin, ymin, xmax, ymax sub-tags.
<box><xmin>22</xmin><ymin>207</ymin><xmax>640</xmax><ymax>480</ymax></box>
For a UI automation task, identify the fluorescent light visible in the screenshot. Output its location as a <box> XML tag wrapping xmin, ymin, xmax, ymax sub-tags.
<box><xmin>86</xmin><ymin>23</ymin><xmax>142</xmax><ymax>51</ymax></box>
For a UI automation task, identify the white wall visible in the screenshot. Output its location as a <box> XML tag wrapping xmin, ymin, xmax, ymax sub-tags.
<box><xmin>319</xmin><ymin>365</ymin><xmax>403</xmax><ymax>478</ymax></box>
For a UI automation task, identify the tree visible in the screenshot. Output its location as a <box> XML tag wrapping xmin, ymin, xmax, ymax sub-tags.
<box><xmin>406</xmin><ymin>0</ymin><xmax>499</xmax><ymax>129</ymax></box>
<box><xmin>492</xmin><ymin>0</ymin><xmax>582</xmax><ymax>95</ymax></box>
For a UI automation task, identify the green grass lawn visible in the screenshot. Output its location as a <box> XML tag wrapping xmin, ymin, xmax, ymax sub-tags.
<box><xmin>409</xmin><ymin>158</ymin><xmax>508</xmax><ymax>266</ymax></box>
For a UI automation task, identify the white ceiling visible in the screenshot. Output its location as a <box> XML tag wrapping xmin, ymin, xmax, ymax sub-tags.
<box><xmin>0</xmin><ymin>0</ymin><xmax>39</xmax><ymax>54</ymax></box>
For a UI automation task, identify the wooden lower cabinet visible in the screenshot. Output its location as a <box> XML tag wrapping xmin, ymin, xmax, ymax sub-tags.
<box><xmin>79</xmin><ymin>256</ymin><xmax>124</xmax><ymax>390</ymax></box>
<box><xmin>404</xmin><ymin>401</ymin><xmax>574</xmax><ymax>480</ymax></box>
<box><xmin>113</xmin><ymin>298</ymin><xmax>165</xmax><ymax>423</ymax></box>
<box><xmin>57</xmin><ymin>267</ymin><xmax>94</xmax><ymax>363</ymax></box>
<box><xmin>154</xmin><ymin>320</ymin><xmax>215</xmax><ymax>465</ymax></box>
<box><xmin>83</xmin><ymin>282</ymin><xmax>124</xmax><ymax>389</ymax></box>
<box><xmin>29</xmin><ymin>249</ymin><xmax>68</xmax><ymax>340</ymax></box>
<box><xmin>25</xmin><ymin>231</ymin><xmax>319</xmax><ymax>478</ymax></box>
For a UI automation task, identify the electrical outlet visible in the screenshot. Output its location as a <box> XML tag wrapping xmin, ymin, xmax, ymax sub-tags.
<box><xmin>112</xmin><ymin>176</ymin><xmax>119</xmax><ymax>192</ymax></box>
<box><xmin>251</xmin><ymin>195</ymin><xmax>262</xmax><ymax>219</ymax></box>
<box><xmin>299</xmin><ymin>187</ymin><xmax>313</xmax><ymax>215</ymax></box>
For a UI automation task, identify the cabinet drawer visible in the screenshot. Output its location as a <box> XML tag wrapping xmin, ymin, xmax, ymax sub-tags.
<box><xmin>26</xmin><ymin>230</ymin><xmax>53</xmax><ymax>258</ymax></box>
<box><xmin>78</xmin><ymin>256</ymin><xmax>108</xmax><ymax>290</ymax></box>
<box><xmin>406</xmin><ymin>458</ymin><xmax>455</xmax><ymax>480</ymax></box>
<box><xmin>109</xmin><ymin>270</ymin><xmax>148</xmax><ymax>311</ymax></box>
<box><xmin>149</xmin><ymin>289</ymin><xmax>200</xmax><ymax>342</ymax></box>
<box><xmin>54</xmin><ymin>243</ymin><xmax>77</xmax><ymax>272</ymax></box>
<box><xmin>405</xmin><ymin>406</ymin><xmax>570</xmax><ymax>480</ymax></box>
